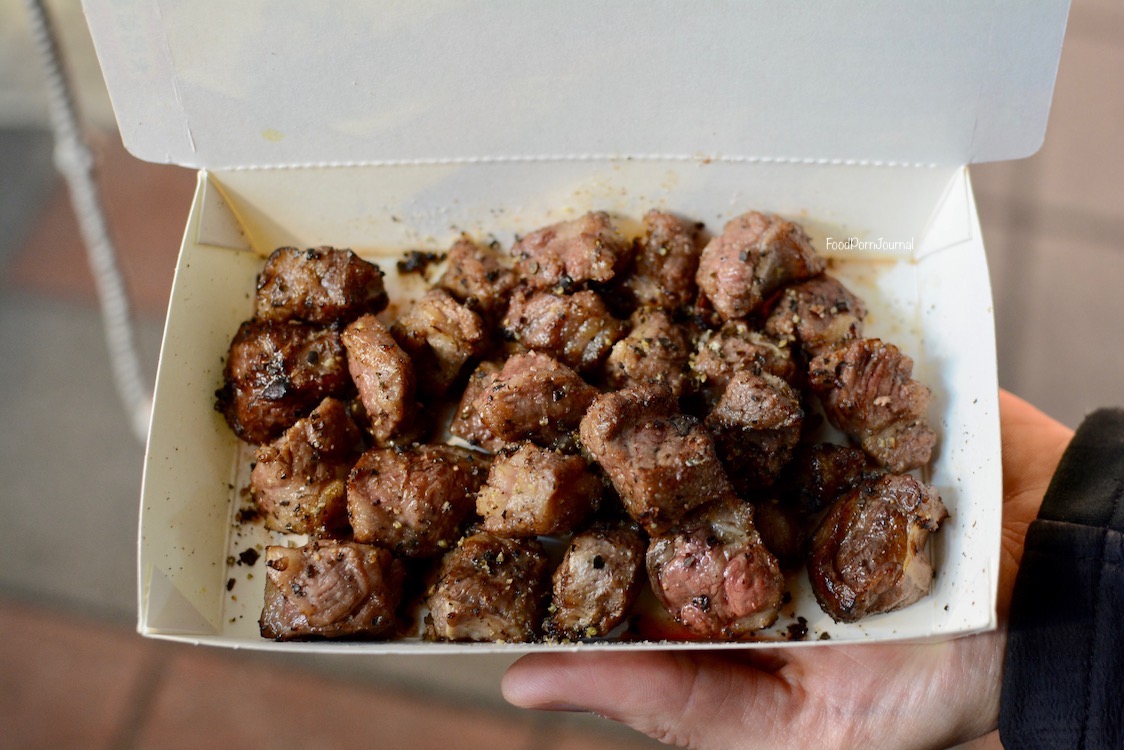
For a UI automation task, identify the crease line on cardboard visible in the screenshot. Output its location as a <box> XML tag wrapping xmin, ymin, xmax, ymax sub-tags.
<box><xmin>151</xmin><ymin>0</ymin><xmax>195</xmax><ymax>155</ymax></box>
<box><xmin>217</xmin><ymin>153</ymin><xmax>942</xmax><ymax>172</ymax></box>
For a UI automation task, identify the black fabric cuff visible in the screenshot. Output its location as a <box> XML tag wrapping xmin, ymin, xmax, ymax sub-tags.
<box><xmin>999</xmin><ymin>408</ymin><xmax>1124</xmax><ymax>750</ymax></box>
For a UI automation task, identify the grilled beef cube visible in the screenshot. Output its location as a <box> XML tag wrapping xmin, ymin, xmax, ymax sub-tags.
<box><xmin>763</xmin><ymin>275</ymin><xmax>866</xmax><ymax>358</ymax></box>
<box><xmin>502</xmin><ymin>288</ymin><xmax>624</xmax><ymax>373</ymax></box>
<box><xmin>341</xmin><ymin>314</ymin><xmax>416</xmax><ymax>444</ymax></box>
<box><xmin>808</xmin><ymin>473</ymin><xmax>947</xmax><ymax>623</ymax></box>
<box><xmin>604</xmin><ymin>308</ymin><xmax>692</xmax><ymax>399</ymax></box>
<box><xmin>476</xmin><ymin>444</ymin><xmax>601</xmax><ymax>537</ymax></box>
<box><xmin>752</xmin><ymin>498</ymin><xmax>807</xmax><ymax>568</ymax></box>
<box><xmin>391</xmin><ymin>289</ymin><xmax>487</xmax><ymax>396</ymax></box>
<box><xmin>449</xmin><ymin>361</ymin><xmax>506</xmax><ymax>452</ymax></box>
<box><xmin>647</xmin><ymin>496</ymin><xmax>784</xmax><ymax>639</ymax></box>
<box><xmin>254</xmin><ymin>246</ymin><xmax>388</xmax><ymax>325</ymax></box>
<box><xmin>217</xmin><ymin>319</ymin><xmax>350</xmax><ymax>444</ymax></box>
<box><xmin>425</xmin><ymin>532</ymin><xmax>549</xmax><ymax>642</ymax></box>
<box><xmin>579</xmin><ymin>385</ymin><xmax>734</xmax><ymax>535</ymax></box>
<box><xmin>473</xmin><ymin>352</ymin><xmax>598</xmax><ymax>445</ymax></box>
<box><xmin>512</xmin><ymin>211</ymin><xmax>631</xmax><ymax>291</ymax></box>
<box><xmin>436</xmin><ymin>236</ymin><xmax>516</xmax><ymax>321</ymax></box>
<box><xmin>620</xmin><ymin>209</ymin><xmax>702</xmax><ymax>311</ymax></box>
<box><xmin>705</xmin><ymin>371</ymin><xmax>803</xmax><ymax>494</ymax></box>
<box><xmin>696</xmin><ymin>211</ymin><xmax>825</xmax><ymax>321</ymax></box>
<box><xmin>544</xmin><ymin>522</ymin><xmax>646</xmax><ymax>640</ymax></box>
<box><xmin>260</xmin><ymin>541</ymin><xmax>405</xmax><ymax>640</ymax></box>
<box><xmin>808</xmin><ymin>338</ymin><xmax>937</xmax><ymax>472</ymax></box>
<box><xmin>346</xmin><ymin>445</ymin><xmax>490</xmax><ymax>558</ymax></box>
<box><xmin>251</xmin><ymin>397</ymin><xmax>361</xmax><ymax>536</ymax></box>
<box><xmin>690</xmin><ymin>320</ymin><xmax>796</xmax><ymax>403</ymax></box>
<box><xmin>781</xmin><ymin>442</ymin><xmax>870</xmax><ymax>515</ymax></box>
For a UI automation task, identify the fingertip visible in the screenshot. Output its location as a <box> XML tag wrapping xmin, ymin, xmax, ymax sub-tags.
<box><xmin>501</xmin><ymin>654</ymin><xmax>572</xmax><ymax>710</ymax></box>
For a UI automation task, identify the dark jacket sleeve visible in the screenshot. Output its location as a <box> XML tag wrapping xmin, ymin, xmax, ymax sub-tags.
<box><xmin>999</xmin><ymin>408</ymin><xmax>1124</xmax><ymax>750</ymax></box>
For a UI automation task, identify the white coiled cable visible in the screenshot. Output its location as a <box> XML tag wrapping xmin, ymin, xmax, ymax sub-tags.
<box><xmin>24</xmin><ymin>0</ymin><xmax>153</xmax><ymax>443</ymax></box>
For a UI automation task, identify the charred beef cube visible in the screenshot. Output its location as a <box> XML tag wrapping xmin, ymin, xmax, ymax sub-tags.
<box><xmin>473</xmin><ymin>352</ymin><xmax>598</xmax><ymax>445</ymax></box>
<box><xmin>808</xmin><ymin>338</ymin><xmax>937</xmax><ymax>472</ymax></box>
<box><xmin>807</xmin><ymin>473</ymin><xmax>947</xmax><ymax>623</ymax></box>
<box><xmin>604</xmin><ymin>308</ymin><xmax>692</xmax><ymax>399</ymax></box>
<box><xmin>502</xmin><ymin>288</ymin><xmax>624</xmax><ymax>374</ymax></box>
<box><xmin>690</xmin><ymin>320</ymin><xmax>796</xmax><ymax>403</ymax></box>
<box><xmin>251</xmin><ymin>397</ymin><xmax>361</xmax><ymax>536</ymax></box>
<box><xmin>704</xmin><ymin>371</ymin><xmax>803</xmax><ymax>494</ymax></box>
<box><xmin>647</xmin><ymin>496</ymin><xmax>784</xmax><ymax>639</ymax></box>
<box><xmin>254</xmin><ymin>246</ymin><xmax>388</xmax><ymax>325</ymax></box>
<box><xmin>763</xmin><ymin>275</ymin><xmax>867</xmax><ymax>358</ymax></box>
<box><xmin>620</xmin><ymin>209</ymin><xmax>702</xmax><ymax>311</ymax></box>
<box><xmin>346</xmin><ymin>444</ymin><xmax>490</xmax><ymax>558</ymax></box>
<box><xmin>579</xmin><ymin>385</ymin><xmax>734</xmax><ymax>535</ymax></box>
<box><xmin>780</xmin><ymin>442</ymin><xmax>870</xmax><ymax>515</ymax></box>
<box><xmin>511</xmin><ymin>211</ymin><xmax>631</xmax><ymax>291</ymax></box>
<box><xmin>260</xmin><ymin>541</ymin><xmax>405</xmax><ymax>640</ymax></box>
<box><xmin>696</xmin><ymin>211</ymin><xmax>825</xmax><ymax>321</ymax></box>
<box><xmin>476</xmin><ymin>443</ymin><xmax>602</xmax><ymax>537</ymax></box>
<box><xmin>391</xmin><ymin>289</ymin><xmax>488</xmax><ymax>396</ymax></box>
<box><xmin>436</xmin><ymin>236</ymin><xmax>516</xmax><ymax>320</ymax></box>
<box><xmin>341</xmin><ymin>314</ymin><xmax>416</xmax><ymax>444</ymax></box>
<box><xmin>544</xmin><ymin>522</ymin><xmax>646</xmax><ymax>640</ymax></box>
<box><xmin>425</xmin><ymin>532</ymin><xmax>549</xmax><ymax>642</ymax></box>
<box><xmin>449</xmin><ymin>361</ymin><xmax>506</xmax><ymax>452</ymax></box>
<box><xmin>217</xmin><ymin>319</ymin><xmax>350</xmax><ymax>445</ymax></box>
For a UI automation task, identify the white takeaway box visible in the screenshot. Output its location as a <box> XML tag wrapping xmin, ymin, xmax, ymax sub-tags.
<box><xmin>82</xmin><ymin>0</ymin><xmax>1069</xmax><ymax>652</ymax></box>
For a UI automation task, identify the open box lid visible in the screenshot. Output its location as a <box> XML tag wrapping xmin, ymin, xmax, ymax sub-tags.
<box><xmin>82</xmin><ymin>0</ymin><xmax>1069</xmax><ymax>170</ymax></box>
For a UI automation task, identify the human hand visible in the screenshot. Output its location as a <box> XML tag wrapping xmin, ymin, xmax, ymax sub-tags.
<box><xmin>502</xmin><ymin>390</ymin><xmax>1074</xmax><ymax>749</ymax></box>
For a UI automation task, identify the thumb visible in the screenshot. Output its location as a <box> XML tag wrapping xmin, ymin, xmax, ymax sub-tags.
<box><xmin>502</xmin><ymin>651</ymin><xmax>794</xmax><ymax>749</ymax></box>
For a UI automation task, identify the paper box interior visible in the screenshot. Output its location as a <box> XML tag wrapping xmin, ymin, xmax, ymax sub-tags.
<box><xmin>83</xmin><ymin>1</ymin><xmax>1070</xmax><ymax>652</ymax></box>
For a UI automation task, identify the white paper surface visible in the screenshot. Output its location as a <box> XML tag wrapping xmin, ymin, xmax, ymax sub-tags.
<box><xmin>138</xmin><ymin>159</ymin><xmax>1001</xmax><ymax>652</ymax></box>
<box><xmin>83</xmin><ymin>0</ymin><xmax>1069</xmax><ymax>169</ymax></box>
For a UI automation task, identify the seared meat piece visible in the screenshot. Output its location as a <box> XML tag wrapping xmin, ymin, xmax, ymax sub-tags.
<box><xmin>426</xmin><ymin>532</ymin><xmax>549</xmax><ymax>642</ymax></box>
<box><xmin>502</xmin><ymin>288</ymin><xmax>624</xmax><ymax>373</ymax></box>
<box><xmin>752</xmin><ymin>498</ymin><xmax>807</xmax><ymax>567</ymax></box>
<box><xmin>512</xmin><ymin>211</ymin><xmax>631</xmax><ymax>291</ymax></box>
<box><xmin>696</xmin><ymin>211</ymin><xmax>825</xmax><ymax>321</ymax></box>
<box><xmin>647</xmin><ymin>496</ymin><xmax>784</xmax><ymax>639</ymax></box>
<box><xmin>436</xmin><ymin>236</ymin><xmax>517</xmax><ymax>320</ymax></box>
<box><xmin>620</xmin><ymin>210</ymin><xmax>702</xmax><ymax>311</ymax></box>
<box><xmin>691</xmin><ymin>320</ymin><xmax>796</xmax><ymax>402</ymax></box>
<box><xmin>346</xmin><ymin>444</ymin><xmax>490</xmax><ymax>558</ymax></box>
<box><xmin>391</xmin><ymin>289</ymin><xmax>487</xmax><ymax>396</ymax></box>
<box><xmin>705</xmin><ymin>371</ymin><xmax>803</xmax><ymax>493</ymax></box>
<box><xmin>217</xmin><ymin>319</ymin><xmax>350</xmax><ymax>444</ymax></box>
<box><xmin>808</xmin><ymin>338</ymin><xmax>937</xmax><ymax>472</ymax></box>
<box><xmin>604</xmin><ymin>308</ymin><xmax>692</xmax><ymax>399</ymax></box>
<box><xmin>476</xmin><ymin>444</ymin><xmax>602</xmax><ymax>537</ymax></box>
<box><xmin>764</xmin><ymin>275</ymin><xmax>866</xmax><ymax>357</ymax></box>
<box><xmin>544</xmin><ymin>522</ymin><xmax>646</xmax><ymax>640</ymax></box>
<box><xmin>260</xmin><ymin>541</ymin><xmax>405</xmax><ymax>640</ymax></box>
<box><xmin>807</xmin><ymin>473</ymin><xmax>947</xmax><ymax>623</ymax></box>
<box><xmin>579</xmin><ymin>385</ymin><xmax>734</xmax><ymax>535</ymax></box>
<box><xmin>449</xmin><ymin>361</ymin><xmax>506</xmax><ymax>452</ymax></box>
<box><xmin>254</xmin><ymin>246</ymin><xmax>388</xmax><ymax>325</ymax></box>
<box><xmin>473</xmin><ymin>352</ymin><xmax>598</xmax><ymax>445</ymax></box>
<box><xmin>251</xmin><ymin>397</ymin><xmax>361</xmax><ymax>536</ymax></box>
<box><xmin>341</xmin><ymin>314</ymin><xmax>416</xmax><ymax>444</ymax></box>
<box><xmin>781</xmin><ymin>442</ymin><xmax>870</xmax><ymax>515</ymax></box>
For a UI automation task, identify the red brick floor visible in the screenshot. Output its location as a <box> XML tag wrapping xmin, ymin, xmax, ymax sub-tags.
<box><xmin>0</xmin><ymin>601</ymin><xmax>666</xmax><ymax>750</ymax></box>
<box><xmin>2</xmin><ymin>130</ymin><xmax>192</xmax><ymax>316</ymax></box>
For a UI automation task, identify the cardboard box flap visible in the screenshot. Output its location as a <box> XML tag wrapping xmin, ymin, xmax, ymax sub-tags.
<box><xmin>83</xmin><ymin>0</ymin><xmax>1069</xmax><ymax>170</ymax></box>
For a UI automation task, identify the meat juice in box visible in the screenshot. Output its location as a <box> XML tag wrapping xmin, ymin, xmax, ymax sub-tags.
<box><xmin>79</xmin><ymin>0</ymin><xmax>1070</xmax><ymax>651</ymax></box>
